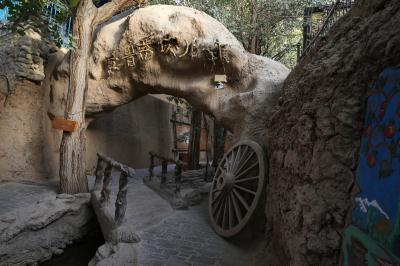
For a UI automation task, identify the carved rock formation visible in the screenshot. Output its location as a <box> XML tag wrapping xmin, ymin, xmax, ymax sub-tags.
<box><xmin>50</xmin><ymin>5</ymin><xmax>289</xmax><ymax>138</ymax></box>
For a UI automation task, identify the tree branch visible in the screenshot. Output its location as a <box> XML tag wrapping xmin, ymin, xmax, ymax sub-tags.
<box><xmin>94</xmin><ymin>0</ymin><xmax>148</xmax><ymax>26</ymax></box>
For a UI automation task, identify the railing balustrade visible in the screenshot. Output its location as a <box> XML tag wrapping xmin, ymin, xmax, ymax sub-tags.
<box><xmin>148</xmin><ymin>152</ymin><xmax>184</xmax><ymax>191</ymax></box>
<box><xmin>93</xmin><ymin>153</ymin><xmax>135</xmax><ymax>227</ymax></box>
<box><xmin>301</xmin><ymin>0</ymin><xmax>355</xmax><ymax>58</ymax></box>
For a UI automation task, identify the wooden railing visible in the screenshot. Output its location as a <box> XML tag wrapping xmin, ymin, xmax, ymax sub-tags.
<box><xmin>148</xmin><ymin>152</ymin><xmax>184</xmax><ymax>192</ymax></box>
<box><xmin>93</xmin><ymin>153</ymin><xmax>135</xmax><ymax>226</ymax></box>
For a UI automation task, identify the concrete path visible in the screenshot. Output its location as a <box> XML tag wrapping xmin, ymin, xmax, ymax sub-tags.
<box><xmin>94</xmin><ymin>165</ymin><xmax>259</xmax><ymax>266</ymax></box>
<box><xmin>136</xmin><ymin>200</ymin><xmax>258</xmax><ymax>266</ymax></box>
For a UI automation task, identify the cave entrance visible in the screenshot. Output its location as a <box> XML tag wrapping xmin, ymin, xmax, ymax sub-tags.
<box><xmin>39</xmin><ymin>219</ymin><xmax>104</xmax><ymax>266</ymax></box>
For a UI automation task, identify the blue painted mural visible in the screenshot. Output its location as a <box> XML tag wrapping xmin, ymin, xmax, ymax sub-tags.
<box><xmin>343</xmin><ymin>67</ymin><xmax>400</xmax><ymax>266</ymax></box>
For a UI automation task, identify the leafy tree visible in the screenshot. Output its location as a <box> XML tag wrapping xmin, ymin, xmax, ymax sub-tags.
<box><xmin>150</xmin><ymin>0</ymin><xmax>332</xmax><ymax>68</ymax></box>
<box><xmin>0</xmin><ymin>0</ymin><xmax>75</xmax><ymax>46</ymax></box>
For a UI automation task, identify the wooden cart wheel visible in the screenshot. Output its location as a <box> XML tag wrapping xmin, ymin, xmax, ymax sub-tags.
<box><xmin>209</xmin><ymin>140</ymin><xmax>266</xmax><ymax>237</ymax></box>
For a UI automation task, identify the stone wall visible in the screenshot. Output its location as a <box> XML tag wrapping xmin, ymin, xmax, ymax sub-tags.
<box><xmin>264</xmin><ymin>0</ymin><xmax>400</xmax><ymax>265</ymax></box>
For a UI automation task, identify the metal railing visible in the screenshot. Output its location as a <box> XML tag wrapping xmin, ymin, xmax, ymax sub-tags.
<box><xmin>301</xmin><ymin>0</ymin><xmax>355</xmax><ymax>58</ymax></box>
<box><xmin>273</xmin><ymin>0</ymin><xmax>355</xmax><ymax>63</ymax></box>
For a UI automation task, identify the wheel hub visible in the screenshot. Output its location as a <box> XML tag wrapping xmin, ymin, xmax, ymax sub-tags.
<box><xmin>217</xmin><ymin>172</ymin><xmax>235</xmax><ymax>192</ymax></box>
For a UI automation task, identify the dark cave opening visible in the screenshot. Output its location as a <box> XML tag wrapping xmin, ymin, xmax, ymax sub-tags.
<box><xmin>39</xmin><ymin>220</ymin><xmax>105</xmax><ymax>266</ymax></box>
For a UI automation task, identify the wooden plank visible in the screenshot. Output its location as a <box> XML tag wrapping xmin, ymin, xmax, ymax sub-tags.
<box><xmin>52</xmin><ymin>117</ymin><xmax>79</xmax><ymax>132</ymax></box>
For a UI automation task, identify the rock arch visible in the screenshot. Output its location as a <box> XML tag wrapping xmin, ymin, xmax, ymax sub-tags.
<box><xmin>50</xmin><ymin>5</ymin><xmax>289</xmax><ymax>139</ymax></box>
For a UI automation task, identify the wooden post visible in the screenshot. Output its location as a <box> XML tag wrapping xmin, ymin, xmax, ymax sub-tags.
<box><xmin>172</xmin><ymin>110</ymin><xmax>178</xmax><ymax>159</ymax></box>
<box><xmin>174</xmin><ymin>163</ymin><xmax>182</xmax><ymax>193</ymax></box>
<box><xmin>188</xmin><ymin>108</ymin><xmax>202</xmax><ymax>170</ymax></box>
<box><xmin>161</xmin><ymin>160</ymin><xmax>168</xmax><ymax>185</ymax></box>
<box><xmin>58</xmin><ymin>0</ymin><xmax>147</xmax><ymax>195</ymax></box>
<box><xmin>296</xmin><ymin>42</ymin><xmax>301</xmax><ymax>62</ymax></box>
<box><xmin>100</xmin><ymin>164</ymin><xmax>113</xmax><ymax>205</ymax></box>
<box><xmin>213</xmin><ymin>121</ymin><xmax>226</xmax><ymax>169</ymax></box>
<box><xmin>203</xmin><ymin>113</ymin><xmax>210</xmax><ymax>181</ymax></box>
<box><xmin>94</xmin><ymin>157</ymin><xmax>107</xmax><ymax>191</ymax></box>
<box><xmin>115</xmin><ymin>171</ymin><xmax>129</xmax><ymax>226</ymax></box>
<box><xmin>149</xmin><ymin>153</ymin><xmax>155</xmax><ymax>180</ymax></box>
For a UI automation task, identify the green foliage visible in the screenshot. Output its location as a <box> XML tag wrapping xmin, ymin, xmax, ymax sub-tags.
<box><xmin>150</xmin><ymin>0</ymin><xmax>331</xmax><ymax>68</ymax></box>
<box><xmin>0</xmin><ymin>0</ymin><xmax>75</xmax><ymax>46</ymax></box>
<box><xmin>69</xmin><ymin>0</ymin><xmax>80</xmax><ymax>7</ymax></box>
<box><xmin>167</xmin><ymin>95</ymin><xmax>192</xmax><ymax>118</ymax></box>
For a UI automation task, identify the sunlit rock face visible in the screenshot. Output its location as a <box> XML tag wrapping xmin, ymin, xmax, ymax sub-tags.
<box><xmin>0</xmin><ymin>28</ymin><xmax>55</xmax><ymax>182</ymax></box>
<box><xmin>84</xmin><ymin>5</ymin><xmax>289</xmax><ymax>138</ymax></box>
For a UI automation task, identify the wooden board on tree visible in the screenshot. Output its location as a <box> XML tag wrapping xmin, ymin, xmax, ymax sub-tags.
<box><xmin>52</xmin><ymin>117</ymin><xmax>79</xmax><ymax>132</ymax></box>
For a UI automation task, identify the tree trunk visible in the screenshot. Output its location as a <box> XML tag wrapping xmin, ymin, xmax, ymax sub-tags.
<box><xmin>188</xmin><ymin>108</ymin><xmax>202</xmax><ymax>170</ymax></box>
<box><xmin>59</xmin><ymin>0</ymin><xmax>96</xmax><ymax>194</ymax></box>
<box><xmin>249</xmin><ymin>0</ymin><xmax>261</xmax><ymax>55</ymax></box>
<box><xmin>203</xmin><ymin>113</ymin><xmax>210</xmax><ymax>181</ymax></box>
<box><xmin>58</xmin><ymin>1</ymin><xmax>145</xmax><ymax>194</ymax></box>
<box><xmin>58</xmin><ymin>0</ymin><xmax>145</xmax><ymax>194</ymax></box>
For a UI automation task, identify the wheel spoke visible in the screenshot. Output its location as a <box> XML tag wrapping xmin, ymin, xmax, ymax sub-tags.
<box><xmin>227</xmin><ymin>149</ymin><xmax>235</xmax><ymax>172</ymax></box>
<box><xmin>218</xmin><ymin>165</ymin><xmax>226</xmax><ymax>176</ymax></box>
<box><xmin>234</xmin><ymin>184</ymin><xmax>256</xmax><ymax>195</ymax></box>
<box><xmin>231</xmin><ymin>145</ymin><xmax>241</xmax><ymax>174</ymax></box>
<box><xmin>235</xmin><ymin>176</ymin><xmax>259</xmax><ymax>183</ymax></box>
<box><xmin>232</xmin><ymin>188</ymin><xmax>250</xmax><ymax>211</ymax></box>
<box><xmin>231</xmin><ymin>194</ymin><xmax>243</xmax><ymax>222</ymax></box>
<box><xmin>211</xmin><ymin>190</ymin><xmax>224</xmax><ymax>205</ymax></box>
<box><xmin>234</xmin><ymin>150</ymin><xmax>255</xmax><ymax>176</ymax></box>
<box><xmin>216</xmin><ymin>195</ymin><xmax>227</xmax><ymax>225</ymax></box>
<box><xmin>233</xmin><ymin>146</ymin><xmax>248</xmax><ymax>173</ymax></box>
<box><xmin>212</xmin><ymin>185</ymin><xmax>221</xmax><ymax>193</ymax></box>
<box><xmin>213</xmin><ymin>192</ymin><xmax>226</xmax><ymax>215</ymax></box>
<box><xmin>222</xmin><ymin>195</ymin><xmax>229</xmax><ymax>229</ymax></box>
<box><xmin>235</xmin><ymin>161</ymin><xmax>259</xmax><ymax>180</ymax></box>
<box><xmin>228</xmin><ymin>195</ymin><xmax>234</xmax><ymax>229</ymax></box>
